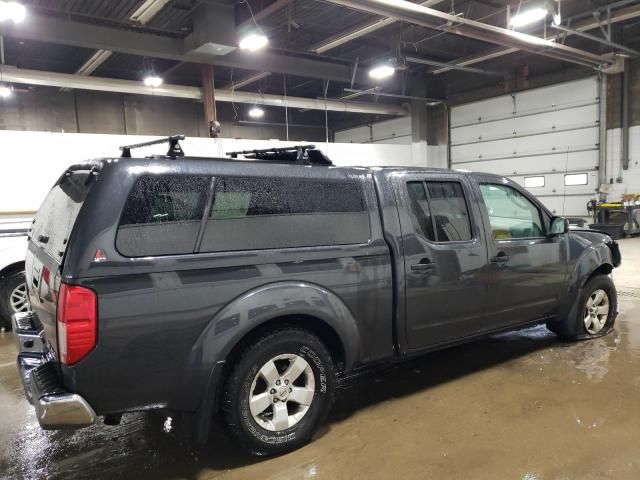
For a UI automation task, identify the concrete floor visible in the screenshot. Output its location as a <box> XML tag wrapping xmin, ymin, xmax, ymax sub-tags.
<box><xmin>1</xmin><ymin>239</ymin><xmax>640</xmax><ymax>480</ymax></box>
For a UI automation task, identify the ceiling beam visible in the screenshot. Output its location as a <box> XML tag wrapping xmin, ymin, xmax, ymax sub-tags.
<box><xmin>0</xmin><ymin>66</ymin><xmax>407</xmax><ymax>115</ymax></box>
<box><xmin>238</xmin><ymin>0</ymin><xmax>289</xmax><ymax>31</ymax></box>
<box><xmin>320</xmin><ymin>0</ymin><xmax>611</xmax><ymax>69</ymax></box>
<box><xmin>309</xmin><ymin>0</ymin><xmax>448</xmax><ymax>54</ymax></box>
<box><xmin>224</xmin><ymin>71</ymin><xmax>271</xmax><ymax>89</ymax></box>
<box><xmin>74</xmin><ymin>0</ymin><xmax>171</xmax><ymax>76</ymax></box>
<box><xmin>0</xmin><ymin>13</ymin><xmax>362</xmax><ymax>84</ymax></box>
<box><xmin>432</xmin><ymin>2</ymin><xmax>640</xmax><ymax>74</ymax></box>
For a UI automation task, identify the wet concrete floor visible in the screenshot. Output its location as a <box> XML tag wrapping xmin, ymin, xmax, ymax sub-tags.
<box><xmin>1</xmin><ymin>238</ymin><xmax>640</xmax><ymax>479</ymax></box>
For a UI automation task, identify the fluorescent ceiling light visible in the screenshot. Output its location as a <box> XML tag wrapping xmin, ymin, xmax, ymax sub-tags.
<box><xmin>239</xmin><ymin>33</ymin><xmax>269</xmax><ymax>51</ymax></box>
<box><xmin>506</xmin><ymin>30</ymin><xmax>555</xmax><ymax>46</ymax></box>
<box><xmin>369</xmin><ymin>64</ymin><xmax>395</xmax><ymax>80</ymax></box>
<box><xmin>0</xmin><ymin>85</ymin><xmax>11</xmax><ymax>98</ymax></box>
<box><xmin>248</xmin><ymin>106</ymin><xmax>264</xmax><ymax>118</ymax></box>
<box><xmin>0</xmin><ymin>1</ymin><xmax>26</xmax><ymax>23</ymax></box>
<box><xmin>509</xmin><ymin>7</ymin><xmax>547</xmax><ymax>28</ymax></box>
<box><xmin>143</xmin><ymin>75</ymin><xmax>163</xmax><ymax>87</ymax></box>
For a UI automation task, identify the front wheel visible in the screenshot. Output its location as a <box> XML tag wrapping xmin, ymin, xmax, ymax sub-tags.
<box><xmin>547</xmin><ymin>274</ymin><xmax>617</xmax><ymax>341</ymax></box>
<box><xmin>221</xmin><ymin>328</ymin><xmax>336</xmax><ymax>456</ymax></box>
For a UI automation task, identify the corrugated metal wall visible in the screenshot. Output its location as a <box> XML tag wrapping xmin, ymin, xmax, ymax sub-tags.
<box><xmin>450</xmin><ymin>77</ymin><xmax>600</xmax><ymax>217</ymax></box>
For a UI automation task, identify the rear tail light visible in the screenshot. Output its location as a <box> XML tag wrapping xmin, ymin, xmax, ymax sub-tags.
<box><xmin>57</xmin><ymin>283</ymin><xmax>97</xmax><ymax>365</ymax></box>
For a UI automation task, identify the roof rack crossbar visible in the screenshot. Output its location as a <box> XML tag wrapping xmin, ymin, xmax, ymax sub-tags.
<box><xmin>120</xmin><ymin>135</ymin><xmax>185</xmax><ymax>159</ymax></box>
<box><xmin>226</xmin><ymin>144</ymin><xmax>332</xmax><ymax>165</ymax></box>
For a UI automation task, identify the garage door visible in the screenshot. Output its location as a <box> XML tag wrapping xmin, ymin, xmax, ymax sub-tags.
<box><xmin>450</xmin><ymin>77</ymin><xmax>601</xmax><ymax>218</ymax></box>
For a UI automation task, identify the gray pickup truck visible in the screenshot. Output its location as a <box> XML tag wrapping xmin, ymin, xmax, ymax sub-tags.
<box><xmin>13</xmin><ymin>142</ymin><xmax>621</xmax><ymax>456</ymax></box>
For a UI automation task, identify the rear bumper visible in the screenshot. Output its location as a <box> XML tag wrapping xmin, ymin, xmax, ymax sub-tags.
<box><xmin>12</xmin><ymin>312</ymin><xmax>96</xmax><ymax>429</ymax></box>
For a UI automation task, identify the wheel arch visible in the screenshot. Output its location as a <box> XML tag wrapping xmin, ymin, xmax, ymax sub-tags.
<box><xmin>0</xmin><ymin>260</ymin><xmax>25</xmax><ymax>278</ymax></box>
<box><xmin>189</xmin><ymin>282</ymin><xmax>359</xmax><ymax>446</ymax></box>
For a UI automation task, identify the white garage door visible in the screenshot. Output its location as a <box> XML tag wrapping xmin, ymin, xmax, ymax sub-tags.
<box><xmin>450</xmin><ymin>77</ymin><xmax>601</xmax><ymax>218</ymax></box>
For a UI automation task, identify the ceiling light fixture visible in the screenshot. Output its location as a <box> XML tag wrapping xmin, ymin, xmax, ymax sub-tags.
<box><xmin>143</xmin><ymin>75</ymin><xmax>163</xmax><ymax>88</ymax></box>
<box><xmin>248</xmin><ymin>106</ymin><xmax>264</xmax><ymax>118</ymax></box>
<box><xmin>369</xmin><ymin>64</ymin><xmax>395</xmax><ymax>80</ymax></box>
<box><xmin>239</xmin><ymin>33</ymin><xmax>269</xmax><ymax>51</ymax></box>
<box><xmin>509</xmin><ymin>7</ymin><xmax>548</xmax><ymax>28</ymax></box>
<box><xmin>0</xmin><ymin>1</ymin><xmax>26</xmax><ymax>23</ymax></box>
<box><xmin>0</xmin><ymin>85</ymin><xmax>12</xmax><ymax>98</ymax></box>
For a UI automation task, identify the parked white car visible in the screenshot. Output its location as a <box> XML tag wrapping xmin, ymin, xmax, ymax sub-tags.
<box><xmin>0</xmin><ymin>218</ymin><xmax>30</xmax><ymax>330</ymax></box>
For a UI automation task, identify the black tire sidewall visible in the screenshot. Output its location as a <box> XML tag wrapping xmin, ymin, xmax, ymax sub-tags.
<box><xmin>0</xmin><ymin>270</ymin><xmax>26</xmax><ymax>328</ymax></box>
<box><xmin>224</xmin><ymin>330</ymin><xmax>335</xmax><ymax>455</ymax></box>
<box><xmin>575</xmin><ymin>275</ymin><xmax>617</xmax><ymax>339</ymax></box>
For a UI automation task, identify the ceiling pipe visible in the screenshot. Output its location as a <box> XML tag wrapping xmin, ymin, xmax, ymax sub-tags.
<box><xmin>320</xmin><ymin>0</ymin><xmax>611</xmax><ymax>69</ymax></box>
<box><xmin>0</xmin><ymin>66</ymin><xmax>407</xmax><ymax>116</ymax></box>
<box><xmin>433</xmin><ymin>3</ymin><xmax>640</xmax><ymax>74</ymax></box>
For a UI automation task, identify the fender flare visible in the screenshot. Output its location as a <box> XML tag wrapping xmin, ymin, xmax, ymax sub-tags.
<box><xmin>191</xmin><ymin>281</ymin><xmax>361</xmax><ymax>373</ymax></box>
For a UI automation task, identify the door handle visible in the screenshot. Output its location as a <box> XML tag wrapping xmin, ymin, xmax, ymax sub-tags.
<box><xmin>411</xmin><ymin>259</ymin><xmax>436</xmax><ymax>272</ymax></box>
<box><xmin>490</xmin><ymin>253</ymin><xmax>510</xmax><ymax>264</ymax></box>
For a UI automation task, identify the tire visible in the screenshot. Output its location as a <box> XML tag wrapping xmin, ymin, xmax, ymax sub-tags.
<box><xmin>0</xmin><ymin>269</ymin><xmax>29</xmax><ymax>331</ymax></box>
<box><xmin>221</xmin><ymin>327</ymin><xmax>336</xmax><ymax>456</ymax></box>
<box><xmin>547</xmin><ymin>274</ymin><xmax>617</xmax><ymax>341</ymax></box>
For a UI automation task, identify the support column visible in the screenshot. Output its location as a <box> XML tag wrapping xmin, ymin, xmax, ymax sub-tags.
<box><xmin>410</xmin><ymin>99</ymin><xmax>429</xmax><ymax>166</ymax></box>
<box><xmin>201</xmin><ymin>64</ymin><xmax>220</xmax><ymax>138</ymax></box>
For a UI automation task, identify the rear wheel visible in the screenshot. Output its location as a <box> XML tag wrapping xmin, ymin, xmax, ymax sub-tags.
<box><xmin>221</xmin><ymin>328</ymin><xmax>336</xmax><ymax>456</ymax></box>
<box><xmin>547</xmin><ymin>274</ymin><xmax>617</xmax><ymax>341</ymax></box>
<box><xmin>0</xmin><ymin>269</ymin><xmax>29</xmax><ymax>331</ymax></box>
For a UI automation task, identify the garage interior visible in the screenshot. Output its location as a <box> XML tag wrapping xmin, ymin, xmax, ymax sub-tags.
<box><xmin>1</xmin><ymin>0</ymin><xmax>640</xmax><ymax>478</ymax></box>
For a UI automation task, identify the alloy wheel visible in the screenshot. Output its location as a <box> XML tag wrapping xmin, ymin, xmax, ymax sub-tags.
<box><xmin>249</xmin><ymin>353</ymin><xmax>315</xmax><ymax>431</ymax></box>
<box><xmin>584</xmin><ymin>288</ymin><xmax>609</xmax><ymax>334</ymax></box>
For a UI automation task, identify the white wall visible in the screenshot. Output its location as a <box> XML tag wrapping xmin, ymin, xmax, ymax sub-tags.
<box><xmin>0</xmin><ymin>130</ymin><xmax>416</xmax><ymax>215</ymax></box>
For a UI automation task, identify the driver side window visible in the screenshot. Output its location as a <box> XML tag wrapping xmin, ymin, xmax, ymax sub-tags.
<box><xmin>479</xmin><ymin>183</ymin><xmax>544</xmax><ymax>240</ymax></box>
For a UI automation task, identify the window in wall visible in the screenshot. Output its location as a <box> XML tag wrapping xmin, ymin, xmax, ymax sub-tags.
<box><xmin>406</xmin><ymin>181</ymin><xmax>472</xmax><ymax>242</ymax></box>
<box><xmin>200</xmin><ymin>177</ymin><xmax>369</xmax><ymax>252</ymax></box>
<box><xmin>564</xmin><ymin>173</ymin><xmax>588</xmax><ymax>186</ymax></box>
<box><xmin>524</xmin><ymin>176</ymin><xmax>545</xmax><ymax>188</ymax></box>
<box><xmin>479</xmin><ymin>183</ymin><xmax>544</xmax><ymax>240</ymax></box>
<box><xmin>116</xmin><ymin>175</ymin><xmax>211</xmax><ymax>256</ymax></box>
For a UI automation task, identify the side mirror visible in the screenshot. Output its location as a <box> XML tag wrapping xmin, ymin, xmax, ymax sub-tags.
<box><xmin>549</xmin><ymin>216</ymin><xmax>569</xmax><ymax>236</ymax></box>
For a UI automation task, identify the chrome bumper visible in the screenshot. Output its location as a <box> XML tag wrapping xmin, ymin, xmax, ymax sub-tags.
<box><xmin>12</xmin><ymin>312</ymin><xmax>96</xmax><ymax>429</ymax></box>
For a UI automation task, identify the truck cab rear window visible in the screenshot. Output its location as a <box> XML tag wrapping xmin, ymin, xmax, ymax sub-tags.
<box><xmin>116</xmin><ymin>175</ymin><xmax>211</xmax><ymax>257</ymax></box>
<box><xmin>200</xmin><ymin>177</ymin><xmax>369</xmax><ymax>252</ymax></box>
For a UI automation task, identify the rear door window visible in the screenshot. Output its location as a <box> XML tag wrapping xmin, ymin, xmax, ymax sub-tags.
<box><xmin>200</xmin><ymin>177</ymin><xmax>369</xmax><ymax>252</ymax></box>
<box><xmin>116</xmin><ymin>175</ymin><xmax>211</xmax><ymax>256</ymax></box>
<box><xmin>406</xmin><ymin>180</ymin><xmax>472</xmax><ymax>242</ymax></box>
<box><xmin>32</xmin><ymin>169</ymin><xmax>95</xmax><ymax>261</ymax></box>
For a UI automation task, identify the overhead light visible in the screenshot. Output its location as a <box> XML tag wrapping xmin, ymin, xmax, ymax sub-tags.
<box><xmin>143</xmin><ymin>75</ymin><xmax>163</xmax><ymax>87</ymax></box>
<box><xmin>0</xmin><ymin>1</ymin><xmax>26</xmax><ymax>23</ymax></box>
<box><xmin>509</xmin><ymin>7</ymin><xmax>548</xmax><ymax>28</ymax></box>
<box><xmin>239</xmin><ymin>33</ymin><xmax>269</xmax><ymax>51</ymax></box>
<box><xmin>0</xmin><ymin>85</ymin><xmax>12</xmax><ymax>98</ymax></box>
<box><xmin>369</xmin><ymin>64</ymin><xmax>395</xmax><ymax>80</ymax></box>
<box><xmin>248</xmin><ymin>106</ymin><xmax>264</xmax><ymax>118</ymax></box>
